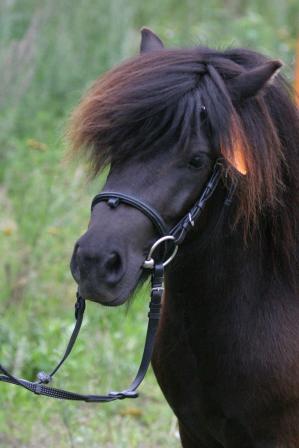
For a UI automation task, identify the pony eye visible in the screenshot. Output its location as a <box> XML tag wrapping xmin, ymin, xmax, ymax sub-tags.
<box><xmin>188</xmin><ymin>155</ymin><xmax>202</xmax><ymax>169</ymax></box>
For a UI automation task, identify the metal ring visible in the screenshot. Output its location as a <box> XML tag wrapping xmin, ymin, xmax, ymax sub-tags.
<box><xmin>142</xmin><ymin>235</ymin><xmax>178</xmax><ymax>270</ymax></box>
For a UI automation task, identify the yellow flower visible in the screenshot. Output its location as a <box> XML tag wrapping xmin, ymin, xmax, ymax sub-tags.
<box><xmin>1</xmin><ymin>220</ymin><xmax>17</xmax><ymax>236</ymax></box>
<box><xmin>48</xmin><ymin>227</ymin><xmax>61</xmax><ymax>236</ymax></box>
<box><xmin>120</xmin><ymin>407</ymin><xmax>143</xmax><ymax>417</ymax></box>
<box><xmin>26</xmin><ymin>139</ymin><xmax>48</xmax><ymax>151</ymax></box>
<box><xmin>3</xmin><ymin>226</ymin><xmax>13</xmax><ymax>236</ymax></box>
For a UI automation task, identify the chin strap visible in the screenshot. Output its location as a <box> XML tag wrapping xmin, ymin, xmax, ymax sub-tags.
<box><xmin>0</xmin><ymin>264</ymin><xmax>164</xmax><ymax>402</ymax></box>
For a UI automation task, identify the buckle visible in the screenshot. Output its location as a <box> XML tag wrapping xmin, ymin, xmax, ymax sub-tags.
<box><xmin>108</xmin><ymin>390</ymin><xmax>138</xmax><ymax>399</ymax></box>
<box><xmin>37</xmin><ymin>371</ymin><xmax>52</xmax><ymax>384</ymax></box>
<box><xmin>75</xmin><ymin>294</ymin><xmax>85</xmax><ymax>319</ymax></box>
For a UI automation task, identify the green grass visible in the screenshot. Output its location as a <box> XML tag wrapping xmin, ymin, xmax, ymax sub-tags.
<box><xmin>0</xmin><ymin>115</ymin><xmax>178</xmax><ymax>446</ymax></box>
<box><xmin>0</xmin><ymin>134</ymin><xmax>179</xmax><ymax>447</ymax></box>
<box><xmin>0</xmin><ymin>0</ymin><xmax>298</xmax><ymax>446</ymax></box>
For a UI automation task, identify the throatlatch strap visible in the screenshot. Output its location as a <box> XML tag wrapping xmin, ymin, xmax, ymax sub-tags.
<box><xmin>0</xmin><ymin>265</ymin><xmax>164</xmax><ymax>402</ymax></box>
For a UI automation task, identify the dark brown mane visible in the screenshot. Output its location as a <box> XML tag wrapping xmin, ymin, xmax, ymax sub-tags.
<box><xmin>68</xmin><ymin>46</ymin><xmax>299</xmax><ymax>265</ymax></box>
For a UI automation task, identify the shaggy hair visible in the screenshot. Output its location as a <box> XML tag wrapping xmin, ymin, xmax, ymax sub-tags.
<box><xmin>68</xmin><ymin>46</ymin><xmax>299</xmax><ymax>268</ymax></box>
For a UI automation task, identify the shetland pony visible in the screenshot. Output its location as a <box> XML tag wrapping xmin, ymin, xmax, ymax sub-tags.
<box><xmin>69</xmin><ymin>29</ymin><xmax>299</xmax><ymax>447</ymax></box>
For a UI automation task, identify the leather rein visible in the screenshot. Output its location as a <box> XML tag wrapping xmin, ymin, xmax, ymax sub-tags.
<box><xmin>0</xmin><ymin>161</ymin><xmax>225</xmax><ymax>402</ymax></box>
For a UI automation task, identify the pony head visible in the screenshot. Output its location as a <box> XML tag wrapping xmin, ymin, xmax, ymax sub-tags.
<box><xmin>68</xmin><ymin>29</ymin><xmax>297</xmax><ymax>304</ymax></box>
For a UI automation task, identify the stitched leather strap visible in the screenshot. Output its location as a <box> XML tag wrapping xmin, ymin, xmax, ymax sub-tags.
<box><xmin>170</xmin><ymin>162</ymin><xmax>222</xmax><ymax>244</ymax></box>
<box><xmin>92</xmin><ymin>192</ymin><xmax>169</xmax><ymax>237</ymax></box>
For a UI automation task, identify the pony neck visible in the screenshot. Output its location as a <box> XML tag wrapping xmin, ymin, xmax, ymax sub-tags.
<box><xmin>166</xmin><ymin>181</ymin><xmax>297</xmax><ymax>304</ymax></box>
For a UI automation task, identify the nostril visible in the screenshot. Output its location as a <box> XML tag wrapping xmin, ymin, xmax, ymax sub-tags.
<box><xmin>73</xmin><ymin>243</ymin><xmax>125</xmax><ymax>287</ymax></box>
<box><xmin>77</xmin><ymin>246</ymin><xmax>100</xmax><ymax>264</ymax></box>
<box><xmin>104</xmin><ymin>251</ymin><xmax>124</xmax><ymax>286</ymax></box>
<box><xmin>104</xmin><ymin>251</ymin><xmax>122</xmax><ymax>274</ymax></box>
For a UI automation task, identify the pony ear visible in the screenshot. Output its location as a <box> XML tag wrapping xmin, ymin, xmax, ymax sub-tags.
<box><xmin>228</xmin><ymin>60</ymin><xmax>283</xmax><ymax>101</ymax></box>
<box><xmin>224</xmin><ymin>60</ymin><xmax>282</xmax><ymax>174</ymax></box>
<box><xmin>140</xmin><ymin>27</ymin><xmax>164</xmax><ymax>54</ymax></box>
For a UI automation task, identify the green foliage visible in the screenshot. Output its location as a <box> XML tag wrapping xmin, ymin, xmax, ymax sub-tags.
<box><xmin>0</xmin><ymin>0</ymin><xmax>298</xmax><ymax>446</ymax></box>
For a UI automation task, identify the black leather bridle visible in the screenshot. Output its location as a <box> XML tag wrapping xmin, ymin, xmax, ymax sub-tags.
<box><xmin>0</xmin><ymin>161</ymin><xmax>225</xmax><ymax>402</ymax></box>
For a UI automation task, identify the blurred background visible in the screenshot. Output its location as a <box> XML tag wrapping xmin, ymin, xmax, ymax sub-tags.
<box><xmin>0</xmin><ymin>0</ymin><xmax>298</xmax><ymax>446</ymax></box>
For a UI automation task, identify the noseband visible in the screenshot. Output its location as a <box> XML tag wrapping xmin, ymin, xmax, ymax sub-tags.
<box><xmin>0</xmin><ymin>161</ymin><xmax>226</xmax><ymax>402</ymax></box>
<box><xmin>91</xmin><ymin>160</ymin><xmax>223</xmax><ymax>266</ymax></box>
